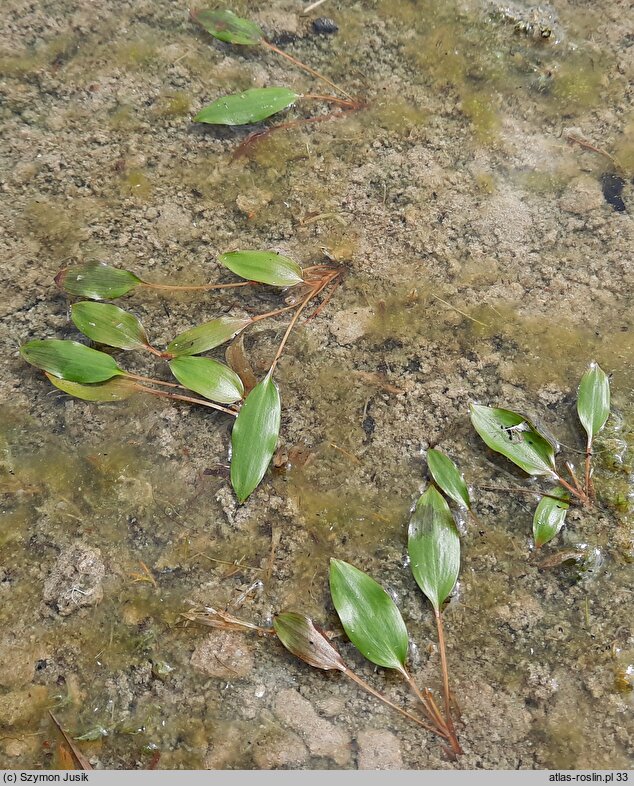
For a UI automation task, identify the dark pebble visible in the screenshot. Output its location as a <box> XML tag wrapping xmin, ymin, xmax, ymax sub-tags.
<box><xmin>312</xmin><ymin>17</ymin><xmax>339</xmax><ymax>35</ymax></box>
<box><xmin>600</xmin><ymin>172</ymin><xmax>627</xmax><ymax>212</ymax></box>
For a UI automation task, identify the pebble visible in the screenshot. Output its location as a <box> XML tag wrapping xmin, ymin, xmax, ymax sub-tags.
<box><xmin>252</xmin><ymin>729</ymin><xmax>309</xmax><ymax>768</ymax></box>
<box><xmin>357</xmin><ymin>729</ymin><xmax>404</xmax><ymax>769</ymax></box>
<box><xmin>312</xmin><ymin>17</ymin><xmax>339</xmax><ymax>35</ymax></box>
<box><xmin>329</xmin><ymin>306</ymin><xmax>375</xmax><ymax>345</ymax></box>
<box><xmin>190</xmin><ymin>630</ymin><xmax>254</xmax><ymax>679</ymax></box>
<box><xmin>273</xmin><ymin>688</ymin><xmax>351</xmax><ymax>765</ymax></box>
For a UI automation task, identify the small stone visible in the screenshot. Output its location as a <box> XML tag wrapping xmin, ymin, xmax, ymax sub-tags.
<box><xmin>43</xmin><ymin>543</ymin><xmax>105</xmax><ymax>616</ymax></box>
<box><xmin>357</xmin><ymin>729</ymin><xmax>404</xmax><ymax>769</ymax></box>
<box><xmin>273</xmin><ymin>688</ymin><xmax>351</xmax><ymax>765</ymax></box>
<box><xmin>312</xmin><ymin>17</ymin><xmax>339</xmax><ymax>35</ymax></box>
<box><xmin>252</xmin><ymin>729</ymin><xmax>308</xmax><ymax>768</ymax></box>
<box><xmin>190</xmin><ymin>630</ymin><xmax>254</xmax><ymax>679</ymax></box>
<box><xmin>329</xmin><ymin>307</ymin><xmax>375</xmax><ymax>346</ymax></box>
<box><xmin>559</xmin><ymin>176</ymin><xmax>606</xmax><ymax>214</ymax></box>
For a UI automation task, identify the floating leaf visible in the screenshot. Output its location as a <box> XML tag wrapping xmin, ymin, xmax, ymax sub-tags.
<box><xmin>219</xmin><ymin>250</ymin><xmax>304</xmax><ymax>287</ymax></box>
<box><xmin>195</xmin><ymin>87</ymin><xmax>299</xmax><ymax>126</ymax></box>
<box><xmin>71</xmin><ymin>302</ymin><xmax>149</xmax><ymax>351</ymax></box>
<box><xmin>470</xmin><ymin>403</ymin><xmax>557</xmax><ymax>478</ymax></box>
<box><xmin>577</xmin><ymin>362</ymin><xmax>610</xmax><ymax>447</ymax></box>
<box><xmin>166</xmin><ymin>316</ymin><xmax>251</xmax><ymax>357</ymax></box>
<box><xmin>55</xmin><ymin>262</ymin><xmax>141</xmax><ymax>300</ymax></box>
<box><xmin>230</xmin><ymin>371</ymin><xmax>281</xmax><ymax>502</ymax></box>
<box><xmin>533</xmin><ymin>487</ymin><xmax>570</xmax><ymax>549</ymax></box>
<box><xmin>329</xmin><ymin>559</ymin><xmax>409</xmax><ymax>674</ymax></box>
<box><xmin>408</xmin><ymin>486</ymin><xmax>460</xmax><ymax>613</ymax></box>
<box><xmin>169</xmin><ymin>356</ymin><xmax>244</xmax><ymax>404</ymax></box>
<box><xmin>274</xmin><ymin>612</ymin><xmax>346</xmax><ymax>672</ymax></box>
<box><xmin>21</xmin><ymin>340</ymin><xmax>123</xmax><ymax>383</ymax></box>
<box><xmin>46</xmin><ymin>374</ymin><xmax>137</xmax><ymax>402</ymax></box>
<box><xmin>426</xmin><ymin>449</ymin><xmax>471</xmax><ymax>510</ymax></box>
<box><xmin>192</xmin><ymin>8</ymin><xmax>264</xmax><ymax>46</ymax></box>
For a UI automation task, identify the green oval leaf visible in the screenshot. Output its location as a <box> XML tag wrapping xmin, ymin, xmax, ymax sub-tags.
<box><xmin>329</xmin><ymin>559</ymin><xmax>409</xmax><ymax>674</ymax></box>
<box><xmin>230</xmin><ymin>372</ymin><xmax>281</xmax><ymax>502</ymax></box>
<box><xmin>71</xmin><ymin>302</ymin><xmax>149</xmax><ymax>351</ymax></box>
<box><xmin>469</xmin><ymin>403</ymin><xmax>557</xmax><ymax>478</ymax></box>
<box><xmin>55</xmin><ymin>262</ymin><xmax>141</xmax><ymax>300</ymax></box>
<box><xmin>577</xmin><ymin>361</ymin><xmax>610</xmax><ymax>447</ymax></box>
<box><xmin>220</xmin><ymin>250</ymin><xmax>304</xmax><ymax>287</ymax></box>
<box><xmin>195</xmin><ymin>87</ymin><xmax>299</xmax><ymax>126</ymax></box>
<box><xmin>427</xmin><ymin>449</ymin><xmax>471</xmax><ymax>510</ymax></box>
<box><xmin>21</xmin><ymin>340</ymin><xmax>123</xmax><ymax>383</ymax></box>
<box><xmin>46</xmin><ymin>373</ymin><xmax>137</xmax><ymax>402</ymax></box>
<box><xmin>274</xmin><ymin>612</ymin><xmax>346</xmax><ymax>672</ymax></box>
<box><xmin>408</xmin><ymin>486</ymin><xmax>460</xmax><ymax>613</ymax></box>
<box><xmin>167</xmin><ymin>317</ymin><xmax>251</xmax><ymax>357</ymax></box>
<box><xmin>169</xmin><ymin>356</ymin><xmax>244</xmax><ymax>404</ymax></box>
<box><xmin>192</xmin><ymin>8</ymin><xmax>264</xmax><ymax>45</ymax></box>
<box><xmin>533</xmin><ymin>488</ymin><xmax>570</xmax><ymax>549</ymax></box>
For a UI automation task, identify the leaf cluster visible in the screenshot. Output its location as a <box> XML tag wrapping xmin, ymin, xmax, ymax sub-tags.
<box><xmin>21</xmin><ymin>250</ymin><xmax>334</xmax><ymax>504</ymax></box>
<box><xmin>469</xmin><ymin>362</ymin><xmax>611</xmax><ymax>547</ymax></box>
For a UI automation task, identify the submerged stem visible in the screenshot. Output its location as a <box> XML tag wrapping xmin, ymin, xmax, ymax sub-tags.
<box><xmin>584</xmin><ymin>440</ymin><xmax>593</xmax><ymax>498</ymax></box>
<box><xmin>435</xmin><ymin>610</ymin><xmax>462</xmax><ymax>755</ymax></box>
<box><xmin>268</xmin><ymin>286</ymin><xmax>318</xmax><ymax>374</ymax></box>
<box><xmin>343</xmin><ymin>668</ymin><xmax>447</xmax><ymax>738</ymax></box>
<box><xmin>556</xmin><ymin>474</ymin><xmax>589</xmax><ymax>505</ymax></box>
<box><xmin>140</xmin><ymin>281</ymin><xmax>252</xmax><ymax>293</ymax></box>
<box><xmin>402</xmin><ymin>671</ymin><xmax>449</xmax><ymax>737</ymax></box>
<box><xmin>133</xmin><ymin>384</ymin><xmax>238</xmax><ymax>417</ymax></box>
<box><xmin>261</xmin><ymin>40</ymin><xmax>354</xmax><ymax>100</ymax></box>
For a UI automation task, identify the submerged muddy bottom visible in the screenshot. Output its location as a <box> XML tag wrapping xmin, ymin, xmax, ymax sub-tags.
<box><xmin>1</xmin><ymin>0</ymin><xmax>633</xmax><ymax>770</ymax></box>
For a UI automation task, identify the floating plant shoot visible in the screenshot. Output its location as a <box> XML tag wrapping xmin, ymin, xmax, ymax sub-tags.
<box><xmin>273</xmin><ymin>612</ymin><xmax>443</xmax><ymax>736</ymax></box>
<box><xmin>191</xmin><ymin>8</ymin><xmax>353</xmax><ymax>100</ymax></box>
<box><xmin>470</xmin><ymin>362</ymin><xmax>612</xmax><ymax>546</ymax></box>
<box><xmin>329</xmin><ymin>558</ymin><xmax>462</xmax><ymax>754</ymax></box>
<box><xmin>23</xmin><ymin>253</ymin><xmax>342</xmax><ymax>503</ymax></box>
<box><xmin>408</xmin><ymin>487</ymin><xmax>462</xmax><ymax>753</ymax></box>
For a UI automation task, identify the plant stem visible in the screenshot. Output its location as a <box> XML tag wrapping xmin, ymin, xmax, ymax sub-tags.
<box><xmin>343</xmin><ymin>668</ymin><xmax>448</xmax><ymax>738</ymax></box>
<box><xmin>132</xmin><ymin>383</ymin><xmax>238</xmax><ymax>416</ymax></box>
<box><xmin>268</xmin><ymin>286</ymin><xmax>318</xmax><ymax>374</ymax></box>
<box><xmin>249</xmin><ymin>301</ymin><xmax>303</xmax><ymax>324</ymax></box>
<box><xmin>140</xmin><ymin>281</ymin><xmax>252</xmax><ymax>293</ymax></box>
<box><xmin>478</xmin><ymin>485</ymin><xmax>568</xmax><ymax>503</ymax></box>
<box><xmin>435</xmin><ymin>609</ymin><xmax>462</xmax><ymax>755</ymax></box>
<box><xmin>565</xmin><ymin>461</ymin><xmax>584</xmax><ymax>496</ymax></box>
<box><xmin>555</xmin><ymin>474</ymin><xmax>589</xmax><ymax>505</ymax></box>
<box><xmin>402</xmin><ymin>671</ymin><xmax>450</xmax><ymax>737</ymax></box>
<box><xmin>125</xmin><ymin>373</ymin><xmax>183</xmax><ymax>390</ymax></box>
<box><xmin>261</xmin><ymin>40</ymin><xmax>354</xmax><ymax>100</ymax></box>
<box><xmin>584</xmin><ymin>439</ymin><xmax>593</xmax><ymax>498</ymax></box>
<box><xmin>303</xmin><ymin>94</ymin><xmax>362</xmax><ymax>108</ymax></box>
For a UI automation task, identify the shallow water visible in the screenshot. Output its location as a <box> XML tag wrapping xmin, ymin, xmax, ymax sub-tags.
<box><xmin>0</xmin><ymin>0</ymin><xmax>632</xmax><ymax>770</ymax></box>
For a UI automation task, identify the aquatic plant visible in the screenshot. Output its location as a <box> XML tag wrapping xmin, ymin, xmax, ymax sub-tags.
<box><xmin>471</xmin><ymin>362</ymin><xmax>611</xmax><ymax>547</ymax></box>
<box><xmin>190</xmin><ymin>8</ymin><xmax>362</xmax><ymax>152</ymax></box>
<box><xmin>185</xmin><ymin>496</ymin><xmax>464</xmax><ymax>757</ymax></box>
<box><xmin>20</xmin><ymin>253</ymin><xmax>341</xmax><ymax>503</ymax></box>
